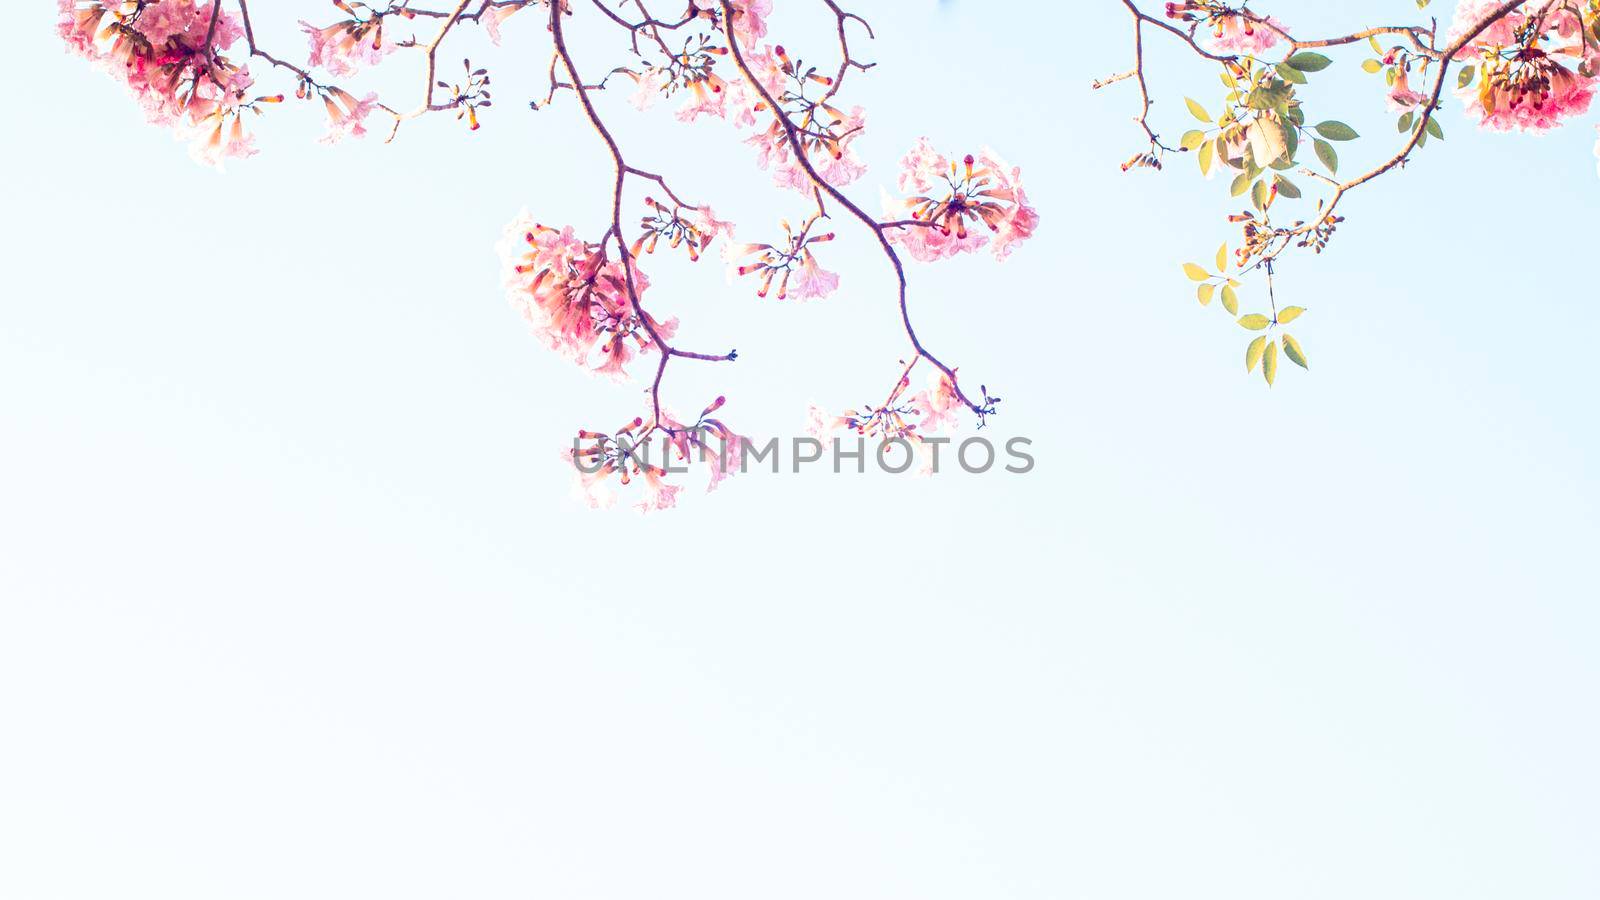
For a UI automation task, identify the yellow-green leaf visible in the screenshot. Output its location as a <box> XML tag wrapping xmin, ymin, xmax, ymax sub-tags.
<box><xmin>1277</xmin><ymin>305</ymin><xmax>1305</xmax><ymax>324</ymax></box>
<box><xmin>1180</xmin><ymin>129</ymin><xmax>1207</xmax><ymax>151</ymax></box>
<box><xmin>1246</xmin><ymin>335</ymin><xmax>1268</xmax><ymax>373</ymax></box>
<box><xmin>1183</xmin><ymin>262</ymin><xmax>1210</xmax><ymax>281</ymax></box>
<box><xmin>1216</xmin><ymin>243</ymin><xmax>1228</xmax><ymax>271</ymax></box>
<box><xmin>1197</xmin><ymin>283</ymin><xmax>1215</xmax><ymax>305</ymax></box>
<box><xmin>1198</xmin><ymin>139</ymin><xmax>1215</xmax><ymax>176</ymax></box>
<box><xmin>1282</xmin><ymin>333</ymin><xmax>1309</xmax><ymax>369</ymax></box>
<box><xmin>1361</xmin><ymin>58</ymin><xmax>1383</xmax><ymax>74</ymax></box>
<box><xmin>1238</xmin><ymin>313</ymin><xmax>1271</xmax><ymax>331</ymax></box>
<box><xmin>1263</xmin><ymin>339</ymin><xmax>1279</xmax><ymax>386</ymax></box>
<box><xmin>1186</xmin><ymin>97</ymin><xmax>1211</xmax><ymax>122</ymax></box>
<box><xmin>1221</xmin><ymin>284</ymin><xmax>1239</xmax><ymax>316</ymax></box>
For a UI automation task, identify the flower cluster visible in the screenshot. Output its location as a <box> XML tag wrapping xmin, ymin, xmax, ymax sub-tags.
<box><xmin>300</xmin><ymin>3</ymin><xmax>398</xmax><ymax>78</ymax></box>
<box><xmin>56</xmin><ymin>0</ymin><xmax>276</xmax><ymax>168</ymax></box>
<box><xmin>567</xmin><ymin>397</ymin><xmax>748</xmax><ymax>512</ymax></box>
<box><xmin>806</xmin><ymin>366</ymin><xmax>982</xmax><ymax>476</ymax></box>
<box><xmin>1163</xmin><ymin>2</ymin><xmax>1287</xmax><ymax>56</ymax></box>
<box><xmin>725</xmin><ymin>214</ymin><xmax>839</xmax><ymax>301</ymax></box>
<box><xmin>1449</xmin><ymin>0</ymin><xmax>1597</xmax><ymax>132</ymax></box>
<box><xmin>498</xmin><ymin>212</ymin><xmax>677</xmax><ymax>382</ymax></box>
<box><xmin>884</xmin><ymin>141</ymin><xmax>1039</xmax><ymax>262</ymax></box>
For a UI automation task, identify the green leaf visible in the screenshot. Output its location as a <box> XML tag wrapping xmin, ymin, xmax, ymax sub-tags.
<box><xmin>1186</xmin><ymin>97</ymin><xmax>1212</xmax><ymax>122</ymax></box>
<box><xmin>1361</xmin><ymin>58</ymin><xmax>1384</xmax><ymax>74</ymax></box>
<box><xmin>1286</xmin><ymin>51</ymin><xmax>1333</xmax><ymax>72</ymax></box>
<box><xmin>1251</xmin><ymin>178</ymin><xmax>1270</xmax><ymax>210</ymax></box>
<box><xmin>1230</xmin><ymin>170</ymin><xmax>1252</xmax><ymax>197</ymax></box>
<box><xmin>1314</xmin><ymin>120</ymin><xmax>1360</xmax><ymax>141</ymax></box>
<box><xmin>1397</xmin><ymin>111</ymin><xmax>1415</xmax><ymax>132</ymax></box>
<box><xmin>1282</xmin><ymin>333</ymin><xmax>1309</xmax><ymax>369</ymax></box>
<box><xmin>1197</xmin><ymin>283</ymin><xmax>1215</xmax><ymax>305</ymax></box>
<box><xmin>1180</xmin><ymin>129</ymin><xmax>1207</xmax><ymax>151</ymax></box>
<box><xmin>1275</xmin><ymin>61</ymin><xmax>1308</xmax><ymax>84</ymax></box>
<box><xmin>1425</xmin><ymin>115</ymin><xmax>1444</xmax><ymax>139</ymax></box>
<box><xmin>1238</xmin><ymin>313</ymin><xmax>1272</xmax><ymax>331</ymax></box>
<box><xmin>1221</xmin><ymin>284</ymin><xmax>1239</xmax><ymax>316</ymax></box>
<box><xmin>1277</xmin><ymin>306</ymin><xmax>1305</xmax><ymax>324</ymax></box>
<box><xmin>1263</xmin><ymin>339</ymin><xmax>1279</xmax><ymax>386</ymax></box>
<box><xmin>1246</xmin><ymin>335</ymin><xmax>1268</xmax><ymax>373</ymax></box>
<box><xmin>1183</xmin><ymin>262</ymin><xmax>1210</xmax><ymax>282</ymax></box>
<box><xmin>1273</xmin><ymin>174</ymin><xmax>1302</xmax><ymax>199</ymax></box>
<box><xmin>1198</xmin><ymin>139</ymin><xmax>1215</xmax><ymax>176</ymax></box>
<box><xmin>1457</xmin><ymin>65</ymin><xmax>1476</xmax><ymax>89</ymax></box>
<box><xmin>1216</xmin><ymin>243</ymin><xmax>1228</xmax><ymax>272</ymax></box>
<box><xmin>1314</xmin><ymin>138</ymin><xmax>1339</xmax><ymax>174</ymax></box>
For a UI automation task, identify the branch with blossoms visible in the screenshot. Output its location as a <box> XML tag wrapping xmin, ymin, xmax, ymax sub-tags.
<box><xmin>58</xmin><ymin>0</ymin><xmax>1039</xmax><ymax>511</ymax></box>
<box><xmin>1099</xmin><ymin>0</ymin><xmax>1600</xmax><ymax>385</ymax></box>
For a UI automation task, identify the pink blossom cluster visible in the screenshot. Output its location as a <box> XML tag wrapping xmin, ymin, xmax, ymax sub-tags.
<box><xmin>632</xmin><ymin>41</ymin><xmax>867</xmax><ymax>194</ymax></box>
<box><xmin>1448</xmin><ymin>0</ymin><xmax>1597</xmax><ymax>132</ymax></box>
<box><xmin>567</xmin><ymin>397</ymin><xmax>749</xmax><ymax>512</ymax></box>
<box><xmin>300</xmin><ymin>13</ymin><xmax>395</xmax><ymax>79</ymax></box>
<box><xmin>56</xmin><ymin>0</ymin><xmax>267</xmax><ymax>168</ymax></box>
<box><xmin>806</xmin><ymin>368</ymin><xmax>967</xmax><ymax>476</ymax></box>
<box><xmin>692</xmin><ymin>0</ymin><xmax>771</xmax><ymax>49</ymax></box>
<box><xmin>884</xmin><ymin>140</ymin><xmax>1040</xmax><ymax>263</ymax></box>
<box><xmin>1161</xmin><ymin>3</ymin><xmax>1286</xmax><ymax>56</ymax></box>
<box><xmin>724</xmin><ymin>214</ymin><xmax>840</xmax><ymax>301</ymax></box>
<box><xmin>497</xmin><ymin>212</ymin><xmax>677</xmax><ymax>382</ymax></box>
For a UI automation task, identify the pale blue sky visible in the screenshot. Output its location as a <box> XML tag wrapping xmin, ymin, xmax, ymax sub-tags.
<box><xmin>2</xmin><ymin>2</ymin><xmax>1597</xmax><ymax>899</ymax></box>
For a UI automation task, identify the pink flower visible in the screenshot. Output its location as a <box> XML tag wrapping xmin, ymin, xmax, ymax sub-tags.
<box><xmin>979</xmin><ymin>148</ymin><xmax>1039</xmax><ymax>261</ymax></box>
<box><xmin>627</xmin><ymin>67</ymin><xmax>671</xmax><ymax>111</ymax></box>
<box><xmin>703</xmin><ymin>424</ymin><xmax>748</xmax><ymax>493</ymax></box>
<box><xmin>912</xmin><ymin>372</ymin><xmax>963</xmax><ymax>434</ymax></box>
<box><xmin>481</xmin><ymin>2</ymin><xmax>525</xmax><ymax>46</ymax></box>
<box><xmin>184</xmin><ymin>101</ymin><xmax>259</xmax><ymax>170</ymax></box>
<box><xmin>674</xmin><ymin>73</ymin><xmax>729</xmax><ymax>123</ymax></box>
<box><xmin>1446</xmin><ymin>0</ymin><xmax>1537</xmax><ymax>57</ymax></box>
<box><xmin>692</xmin><ymin>0</ymin><xmax>770</xmax><ymax>48</ymax></box>
<box><xmin>57</xmin><ymin>1</ymin><xmax>106</xmax><ymax>58</ymax></box>
<box><xmin>805</xmin><ymin>405</ymin><xmax>848</xmax><ymax>441</ymax></box>
<box><xmin>686</xmin><ymin>206</ymin><xmax>738</xmax><ymax>246</ymax></box>
<box><xmin>722</xmin><ymin>45</ymin><xmax>785</xmax><ymax>128</ymax></box>
<box><xmin>137</xmin><ymin>1</ymin><xmax>243</xmax><ymax>51</ymax></box>
<box><xmin>1386</xmin><ymin>68</ymin><xmax>1430</xmax><ymax>112</ymax></box>
<box><xmin>563</xmin><ymin>447</ymin><xmax>618</xmax><ymax>509</ymax></box>
<box><xmin>301</xmin><ymin>16</ymin><xmax>393</xmax><ymax>78</ymax></box>
<box><xmin>318</xmin><ymin>89</ymin><xmax>380</xmax><ymax>144</ymax></box>
<box><xmin>633</xmin><ymin>466</ymin><xmax>683</xmax><ymax>513</ymax></box>
<box><xmin>897</xmin><ymin>137</ymin><xmax>948</xmax><ymax>194</ymax></box>
<box><xmin>1204</xmin><ymin>13</ymin><xmax>1286</xmax><ymax>56</ymax></box>
<box><xmin>787</xmin><ymin>254</ymin><xmax>840</xmax><ymax>301</ymax></box>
